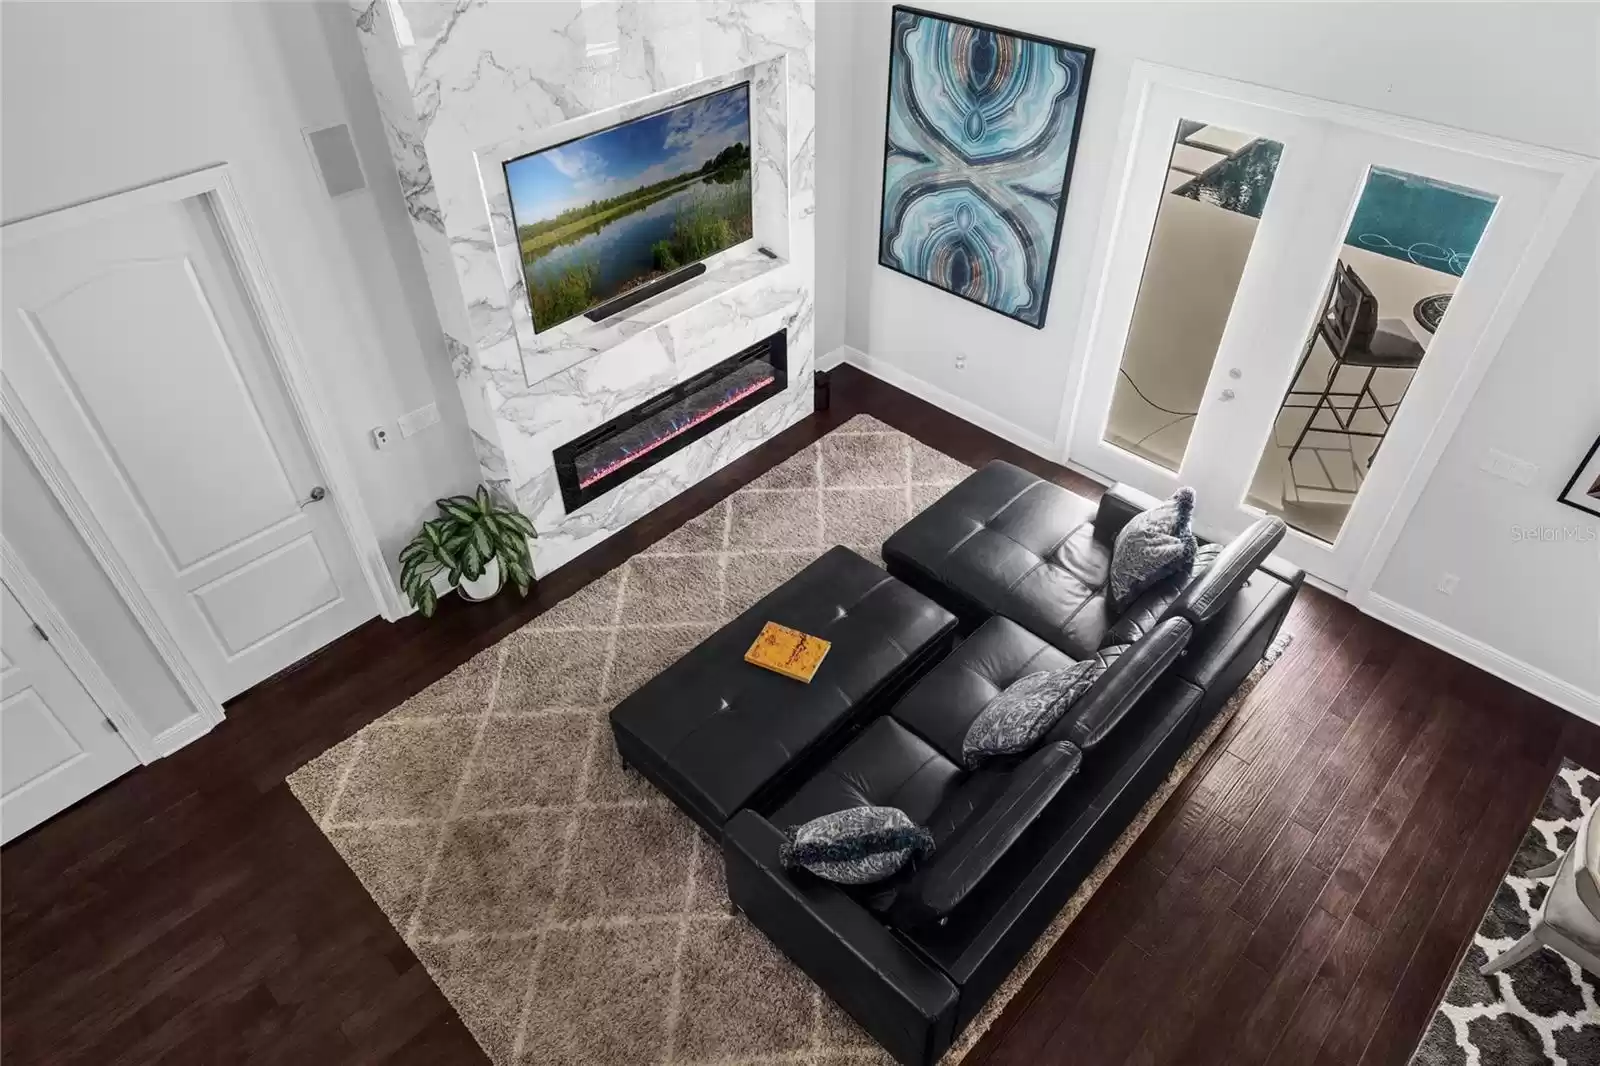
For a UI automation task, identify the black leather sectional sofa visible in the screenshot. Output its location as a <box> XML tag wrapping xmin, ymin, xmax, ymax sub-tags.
<box><xmin>723</xmin><ymin>462</ymin><xmax>1302</xmax><ymax>1065</ymax></box>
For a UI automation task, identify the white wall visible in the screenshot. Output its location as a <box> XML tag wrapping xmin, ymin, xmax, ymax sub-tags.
<box><xmin>830</xmin><ymin>2</ymin><xmax>1600</xmax><ymax>705</ymax></box>
<box><xmin>813</xmin><ymin>0</ymin><xmax>853</xmax><ymax>360</ymax></box>
<box><xmin>1373</xmin><ymin>186</ymin><xmax>1600</xmax><ymax>699</ymax></box>
<box><xmin>0</xmin><ymin>0</ymin><xmax>480</xmax><ymax>572</ymax></box>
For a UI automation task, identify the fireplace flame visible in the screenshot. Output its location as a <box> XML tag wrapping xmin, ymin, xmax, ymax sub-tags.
<box><xmin>578</xmin><ymin>374</ymin><xmax>777</xmax><ymax>489</ymax></box>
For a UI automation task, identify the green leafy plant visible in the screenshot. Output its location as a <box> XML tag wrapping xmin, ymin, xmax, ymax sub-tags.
<box><xmin>398</xmin><ymin>486</ymin><xmax>536</xmax><ymax>617</ymax></box>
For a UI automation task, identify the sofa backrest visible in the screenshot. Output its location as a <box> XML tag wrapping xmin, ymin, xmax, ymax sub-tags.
<box><xmin>1048</xmin><ymin>616</ymin><xmax>1192</xmax><ymax>750</ymax></box>
<box><xmin>1164</xmin><ymin>516</ymin><xmax>1286</xmax><ymax>626</ymax></box>
<box><xmin>888</xmin><ymin>740</ymin><xmax>1084</xmax><ymax>929</ymax></box>
<box><xmin>1096</xmin><ymin>483</ymin><xmax>1288</xmax><ymax>647</ymax></box>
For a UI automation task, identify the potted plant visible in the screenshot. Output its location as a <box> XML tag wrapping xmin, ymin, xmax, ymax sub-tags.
<box><xmin>399</xmin><ymin>486</ymin><xmax>536</xmax><ymax>617</ymax></box>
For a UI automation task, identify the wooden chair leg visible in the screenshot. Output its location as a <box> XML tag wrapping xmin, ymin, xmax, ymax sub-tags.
<box><xmin>1481</xmin><ymin>930</ymin><xmax>1545</xmax><ymax>975</ymax></box>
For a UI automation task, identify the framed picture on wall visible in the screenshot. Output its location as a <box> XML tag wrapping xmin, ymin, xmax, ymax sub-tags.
<box><xmin>877</xmin><ymin>5</ymin><xmax>1093</xmax><ymax>329</ymax></box>
<box><xmin>1557</xmin><ymin>434</ymin><xmax>1600</xmax><ymax>518</ymax></box>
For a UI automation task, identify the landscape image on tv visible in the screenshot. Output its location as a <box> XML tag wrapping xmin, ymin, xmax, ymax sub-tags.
<box><xmin>505</xmin><ymin>83</ymin><xmax>753</xmax><ymax>332</ymax></box>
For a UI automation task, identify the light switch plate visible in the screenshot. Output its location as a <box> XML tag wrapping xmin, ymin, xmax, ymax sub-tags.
<box><xmin>1481</xmin><ymin>448</ymin><xmax>1538</xmax><ymax>486</ymax></box>
<box><xmin>399</xmin><ymin>403</ymin><xmax>440</xmax><ymax>438</ymax></box>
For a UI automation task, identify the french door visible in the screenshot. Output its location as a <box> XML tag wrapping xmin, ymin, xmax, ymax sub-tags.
<box><xmin>1068</xmin><ymin>67</ymin><xmax>1583</xmax><ymax>591</ymax></box>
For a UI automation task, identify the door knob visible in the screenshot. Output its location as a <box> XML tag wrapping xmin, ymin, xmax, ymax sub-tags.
<box><xmin>299</xmin><ymin>486</ymin><xmax>328</xmax><ymax>508</ymax></box>
<box><xmin>1219</xmin><ymin>388</ymin><xmax>1236</xmax><ymax>402</ymax></box>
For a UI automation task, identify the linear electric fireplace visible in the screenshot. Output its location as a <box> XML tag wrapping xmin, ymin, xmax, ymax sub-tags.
<box><xmin>553</xmin><ymin>330</ymin><xmax>787</xmax><ymax>513</ymax></box>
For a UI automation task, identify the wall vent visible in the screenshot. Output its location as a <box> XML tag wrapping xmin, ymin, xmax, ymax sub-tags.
<box><xmin>304</xmin><ymin>124</ymin><xmax>365</xmax><ymax>199</ymax></box>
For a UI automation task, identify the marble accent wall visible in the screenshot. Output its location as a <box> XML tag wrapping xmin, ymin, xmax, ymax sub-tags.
<box><xmin>351</xmin><ymin>0</ymin><xmax>816</xmax><ymax>576</ymax></box>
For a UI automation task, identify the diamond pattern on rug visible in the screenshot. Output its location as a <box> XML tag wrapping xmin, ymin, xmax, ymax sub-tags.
<box><xmin>1410</xmin><ymin>760</ymin><xmax>1600</xmax><ymax>1066</ymax></box>
<box><xmin>287</xmin><ymin>415</ymin><xmax>963</xmax><ymax>1066</ymax></box>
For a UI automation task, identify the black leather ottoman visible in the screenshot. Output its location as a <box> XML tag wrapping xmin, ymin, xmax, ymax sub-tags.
<box><xmin>609</xmin><ymin>546</ymin><xmax>958</xmax><ymax>834</ymax></box>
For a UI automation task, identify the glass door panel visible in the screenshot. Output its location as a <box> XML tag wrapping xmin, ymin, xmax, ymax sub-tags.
<box><xmin>1069</xmin><ymin>81</ymin><xmax>1320</xmax><ymax>504</ymax></box>
<box><xmin>1102</xmin><ymin>123</ymin><xmax>1284</xmax><ymax>472</ymax></box>
<box><xmin>1244</xmin><ymin>167</ymin><xmax>1498</xmax><ymax>542</ymax></box>
<box><xmin>1067</xmin><ymin>69</ymin><xmax>1573</xmax><ymax>594</ymax></box>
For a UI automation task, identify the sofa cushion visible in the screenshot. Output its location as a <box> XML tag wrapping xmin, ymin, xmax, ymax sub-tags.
<box><xmin>890</xmin><ymin>617</ymin><xmax>1075</xmax><ymax>765</ymax></box>
<box><xmin>890</xmin><ymin>741</ymin><xmax>1083</xmax><ymax>927</ymax></box>
<box><xmin>883</xmin><ymin>461</ymin><xmax>1113</xmax><ymax>658</ymax></box>
<box><xmin>772</xmin><ymin>717</ymin><xmax>963</xmax><ymax>832</ymax></box>
<box><xmin>961</xmin><ymin>656</ymin><xmax>1118</xmax><ymax>768</ymax></box>
<box><xmin>1107</xmin><ymin>487</ymin><xmax>1197</xmax><ymax>612</ymax></box>
<box><xmin>780</xmin><ymin>806</ymin><xmax>936</xmax><ymax>885</ymax></box>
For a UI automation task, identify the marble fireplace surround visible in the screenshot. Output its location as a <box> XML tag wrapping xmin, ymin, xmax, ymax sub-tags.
<box><xmin>352</xmin><ymin>0</ymin><xmax>816</xmax><ymax>577</ymax></box>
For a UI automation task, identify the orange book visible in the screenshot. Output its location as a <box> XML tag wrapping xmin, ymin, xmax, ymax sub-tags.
<box><xmin>744</xmin><ymin>621</ymin><xmax>831</xmax><ymax>683</ymax></box>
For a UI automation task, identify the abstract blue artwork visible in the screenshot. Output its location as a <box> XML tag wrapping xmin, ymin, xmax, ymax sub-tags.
<box><xmin>878</xmin><ymin>6</ymin><xmax>1093</xmax><ymax>328</ymax></box>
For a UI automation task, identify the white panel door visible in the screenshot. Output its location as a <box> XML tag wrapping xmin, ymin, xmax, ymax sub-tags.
<box><xmin>1</xmin><ymin>582</ymin><xmax>136</xmax><ymax>843</ymax></box>
<box><xmin>2</xmin><ymin>197</ymin><xmax>374</xmax><ymax>700</ymax></box>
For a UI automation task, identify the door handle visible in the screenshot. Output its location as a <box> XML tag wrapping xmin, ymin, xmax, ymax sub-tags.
<box><xmin>1219</xmin><ymin>388</ymin><xmax>1236</xmax><ymax>402</ymax></box>
<box><xmin>299</xmin><ymin>486</ymin><xmax>328</xmax><ymax>508</ymax></box>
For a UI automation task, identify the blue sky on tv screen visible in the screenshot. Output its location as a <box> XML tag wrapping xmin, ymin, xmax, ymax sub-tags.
<box><xmin>507</xmin><ymin>85</ymin><xmax>748</xmax><ymax>224</ymax></box>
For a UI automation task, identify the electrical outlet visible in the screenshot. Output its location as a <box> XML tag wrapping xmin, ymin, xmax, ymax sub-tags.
<box><xmin>1436</xmin><ymin>572</ymin><xmax>1460</xmax><ymax>595</ymax></box>
<box><xmin>371</xmin><ymin>426</ymin><xmax>392</xmax><ymax>450</ymax></box>
<box><xmin>954</xmin><ymin>353</ymin><xmax>968</xmax><ymax>370</ymax></box>
<box><xmin>399</xmin><ymin>402</ymin><xmax>440</xmax><ymax>438</ymax></box>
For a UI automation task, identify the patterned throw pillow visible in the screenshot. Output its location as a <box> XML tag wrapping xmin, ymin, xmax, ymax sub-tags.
<box><xmin>780</xmin><ymin>806</ymin><xmax>935</xmax><ymax>885</ymax></box>
<box><xmin>962</xmin><ymin>657</ymin><xmax>1109</xmax><ymax>768</ymax></box>
<box><xmin>1108</xmin><ymin>487</ymin><xmax>1198</xmax><ymax>612</ymax></box>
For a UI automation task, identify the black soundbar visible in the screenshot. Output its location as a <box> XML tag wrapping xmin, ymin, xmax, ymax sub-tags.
<box><xmin>584</xmin><ymin>261</ymin><xmax>707</xmax><ymax>323</ymax></box>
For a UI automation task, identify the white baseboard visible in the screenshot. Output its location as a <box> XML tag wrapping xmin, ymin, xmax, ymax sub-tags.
<box><xmin>815</xmin><ymin>344</ymin><xmax>851</xmax><ymax>373</ymax></box>
<box><xmin>1362</xmin><ymin>594</ymin><xmax>1600</xmax><ymax>725</ymax></box>
<box><xmin>824</xmin><ymin>345</ymin><xmax>1058</xmax><ymax>459</ymax></box>
<box><xmin>154</xmin><ymin>714</ymin><xmax>216</xmax><ymax>757</ymax></box>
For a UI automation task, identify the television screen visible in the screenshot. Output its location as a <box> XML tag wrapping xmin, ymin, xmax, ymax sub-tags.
<box><xmin>505</xmin><ymin>82</ymin><xmax>753</xmax><ymax>333</ymax></box>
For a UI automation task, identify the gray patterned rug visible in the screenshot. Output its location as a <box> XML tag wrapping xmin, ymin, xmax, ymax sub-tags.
<box><xmin>1410</xmin><ymin>760</ymin><xmax>1600</xmax><ymax>1066</ymax></box>
<box><xmin>287</xmin><ymin>414</ymin><xmax>1284</xmax><ymax>1065</ymax></box>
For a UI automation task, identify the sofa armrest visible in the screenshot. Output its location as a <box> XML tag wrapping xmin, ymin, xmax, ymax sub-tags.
<box><xmin>1092</xmin><ymin>482</ymin><xmax>1161</xmax><ymax>548</ymax></box>
<box><xmin>1258</xmin><ymin>552</ymin><xmax>1305</xmax><ymax>592</ymax></box>
<box><xmin>1052</xmin><ymin>616</ymin><xmax>1192</xmax><ymax>750</ymax></box>
<box><xmin>1169</xmin><ymin>517</ymin><xmax>1286</xmax><ymax>625</ymax></box>
<box><xmin>890</xmin><ymin>741</ymin><xmax>1083</xmax><ymax>929</ymax></box>
<box><xmin>723</xmin><ymin>810</ymin><xmax>959</xmax><ymax>1066</ymax></box>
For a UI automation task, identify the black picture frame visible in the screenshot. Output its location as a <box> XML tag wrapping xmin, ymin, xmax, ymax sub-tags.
<box><xmin>1557</xmin><ymin>434</ymin><xmax>1600</xmax><ymax>518</ymax></box>
<box><xmin>876</xmin><ymin>5</ymin><xmax>1094</xmax><ymax>330</ymax></box>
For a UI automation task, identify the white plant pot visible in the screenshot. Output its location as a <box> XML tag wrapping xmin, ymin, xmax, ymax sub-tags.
<box><xmin>457</xmin><ymin>557</ymin><xmax>504</xmax><ymax>603</ymax></box>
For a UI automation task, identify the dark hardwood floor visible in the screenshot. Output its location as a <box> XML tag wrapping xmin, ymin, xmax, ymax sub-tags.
<box><xmin>3</xmin><ymin>364</ymin><xmax>1593</xmax><ymax>1065</ymax></box>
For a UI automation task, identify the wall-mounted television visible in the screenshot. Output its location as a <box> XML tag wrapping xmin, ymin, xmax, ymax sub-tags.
<box><xmin>504</xmin><ymin>82</ymin><xmax>753</xmax><ymax>333</ymax></box>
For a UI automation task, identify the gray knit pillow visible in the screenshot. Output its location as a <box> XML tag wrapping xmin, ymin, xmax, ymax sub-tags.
<box><xmin>1108</xmin><ymin>488</ymin><xmax>1197</xmax><ymax>612</ymax></box>
<box><xmin>780</xmin><ymin>806</ymin><xmax>935</xmax><ymax>885</ymax></box>
<box><xmin>962</xmin><ymin>659</ymin><xmax>1108</xmax><ymax>768</ymax></box>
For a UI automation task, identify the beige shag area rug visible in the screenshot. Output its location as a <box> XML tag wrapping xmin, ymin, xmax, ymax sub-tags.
<box><xmin>288</xmin><ymin>414</ymin><xmax>1283</xmax><ymax>1065</ymax></box>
